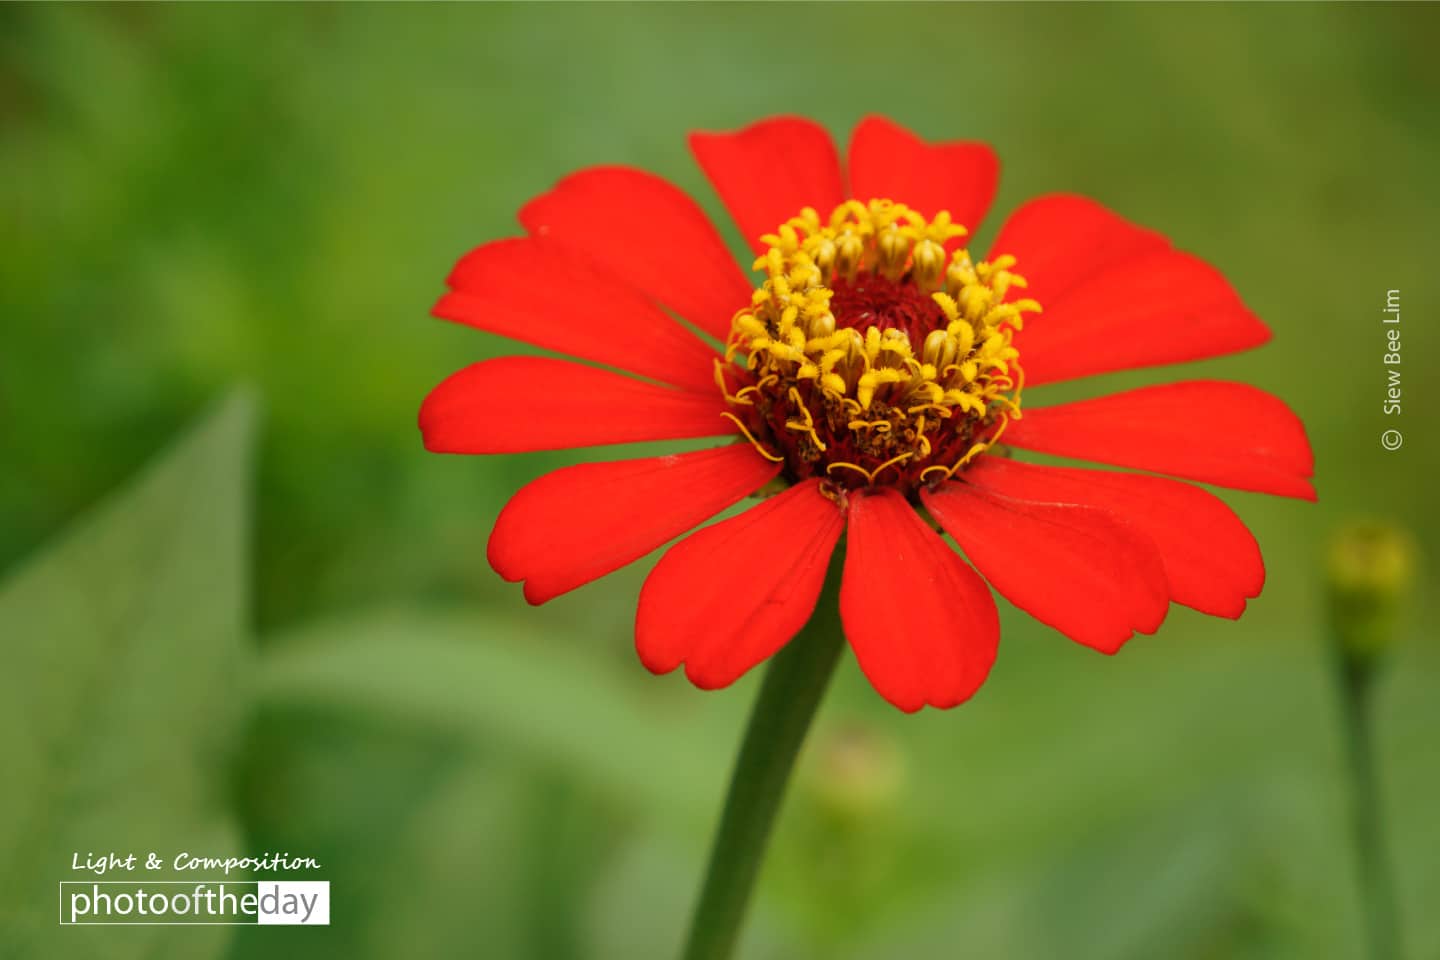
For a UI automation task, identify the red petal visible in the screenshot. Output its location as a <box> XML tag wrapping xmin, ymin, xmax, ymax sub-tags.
<box><xmin>435</xmin><ymin>237</ymin><xmax>720</xmax><ymax>394</ymax></box>
<box><xmin>846</xmin><ymin>115</ymin><xmax>999</xmax><ymax>233</ymax></box>
<box><xmin>840</xmin><ymin>488</ymin><xmax>999</xmax><ymax>712</ymax></box>
<box><xmin>690</xmin><ymin>116</ymin><xmax>845</xmax><ymax>255</ymax></box>
<box><xmin>420</xmin><ymin>357</ymin><xmax>731</xmax><ymax>454</ymax></box>
<box><xmin>636</xmin><ymin>479</ymin><xmax>843</xmax><ymax>688</ymax></box>
<box><xmin>519</xmin><ymin>166</ymin><xmax>751</xmax><ymax>342</ymax></box>
<box><xmin>963</xmin><ymin>457</ymin><xmax>1264</xmax><ymax>618</ymax></box>
<box><xmin>989</xmin><ymin>194</ymin><xmax>1171</xmax><ymax>306</ymax></box>
<box><xmin>1004</xmin><ymin>380</ymin><xmax>1316</xmax><ymax>500</ymax></box>
<box><xmin>1013</xmin><ymin>249</ymin><xmax>1272</xmax><ymax>386</ymax></box>
<box><xmin>922</xmin><ymin>482</ymin><xmax>1169</xmax><ymax>654</ymax></box>
<box><xmin>489</xmin><ymin>445</ymin><xmax>780</xmax><ymax>605</ymax></box>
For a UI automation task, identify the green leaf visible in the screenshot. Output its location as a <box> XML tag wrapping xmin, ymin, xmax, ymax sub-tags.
<box><xmin>232</xmin><ymin>713</ymin><xmax>541</xmax><ymax>960</ymax></box>
<box><xmin>844</xmin><ymin>798</ymin><xmax>1248</xmax><ymax>960</ymax></box>
<box><xmin>0</xmin><ymin>392</ymin><xmax>255</xmax><ymax>959</ymax></box>
<box><xmin>583</xmin><ymin>832</ymin><xmax>793</xmax><ymax>960</ymax></box>
<box><xmin>254</xmin><ymin>609</ymin><xmax>745</xmax><ymax>824</ymax></box>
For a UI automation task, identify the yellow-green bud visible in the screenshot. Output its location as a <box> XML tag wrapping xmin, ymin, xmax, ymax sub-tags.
<box><xmin>1325</xmin><ymin>521</ymin><xmax>1417</xmax><ymax>663</ymax></box>
<box><xmin>804</xmin><ymin>722</ymin><xmax>904</xmax><ymax>826</ymax></box>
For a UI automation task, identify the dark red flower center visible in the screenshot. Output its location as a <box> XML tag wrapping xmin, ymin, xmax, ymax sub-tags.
<box><xmin>827</xmin><ymin>272</ymin><xmax>949</xmax><ymax>340</ymax></box>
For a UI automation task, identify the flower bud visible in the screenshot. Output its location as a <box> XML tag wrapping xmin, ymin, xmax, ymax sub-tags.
<box><xmin>1325</xmin><ymin>521</ymin><xmax>1417</xmax><ymax>664</ymax></box>
<box><xmin>804</xmin><ymin>722</ymin><xmax>904</xmax><ymax>826</ymax></box>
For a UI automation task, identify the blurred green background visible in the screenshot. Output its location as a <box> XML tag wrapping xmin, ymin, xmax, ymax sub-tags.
<box><xmin>2</xmin><ymin>3</ymin><xmax>1436</xmax><ymax>958</ymax></box>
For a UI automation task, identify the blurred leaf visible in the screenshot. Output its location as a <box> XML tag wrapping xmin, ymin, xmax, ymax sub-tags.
<box><xmin>254</xmin><ymin>610</ymin><xmax>743</xmax><ymax>824</ymax></box>
<box><xmin>232</xmin><ymin>710</ymin><xmax>598</xmax><ymax>960</ymax></box>
<box><xmin>356</xmin><ymin>767</ymin><xmax>616</xmax><ymax>960</ymax></box>
<box><xmin>231</xmin><ymin>707</ymin><xmax>463</xmax><ymax>960</ymax></box>
<box><xmin>584</xmin><ymin>832</ymin><xmax>792</xmax><ymax>960</ymax></box>
<box><xmin>845</xmin><ymin>797</ymin><xmax>1251</xmax><ymax>960</ymax></box>
<box><xmin>0</xmin><ymin>392</ymin><xmax>254</xmax><ymax>958</ymax></box>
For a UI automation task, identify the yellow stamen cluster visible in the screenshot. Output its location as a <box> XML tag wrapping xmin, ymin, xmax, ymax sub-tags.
<box><xmin>718</xmin><ymin>199</ymin><xmax>1042</xmax><ymax>491</ymax></box>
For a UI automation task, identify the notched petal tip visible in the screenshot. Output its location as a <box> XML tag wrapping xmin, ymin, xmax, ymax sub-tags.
<box><xmin>959</xmin><ymin>457</ymin><xmax>1271</xmax><ymax>622</ymax></box>
<box><xmin>848</xmin><ymin>116</ymin><xmax>1001</xmax><ymax>238</ymax></box>
<box><xmin>515</xmin><ymin>165</ymin><xmax>751</xmax><ymax>343</ymax></box>
<box><xmin>418</xmin><ymin>357</ymin><xmax>733</xmax><ymax>456</ymax></box>
<box><xmin>689</xmin><ymin>115</ymin><xmax>844</xmax><ymax>254</ymax></box>
<box><xmin>923</xmin><ymin>480</ymin><xmax>1171</xmax><ymax>655</ymax></box>
<box><xmin>1005</xmin><ymin>380</ymin><xmax>1316</xmax><ymax>501</ymax></box>
<box><xmin>841</xmin><ymin>488</ymin><xmax>1000</xmax><ymax>712</ymax></box>
<box><xmin>635</xmin><ymin>478</ymin><xmax>843</xmax><ymax>691</ymax></box>
<box><xmin>488</xmin><ymin>445</ymin><xmax>780</xmax><ymax>606</ymax></box>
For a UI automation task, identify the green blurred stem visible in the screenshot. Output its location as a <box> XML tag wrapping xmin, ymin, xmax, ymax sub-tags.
<box><xmin>680</xmin><ymin>552</ymin><xmax>847</xmax><ymax>960</ymax></box>
<box><xmin>1337</xmin><ymin>654</ymin><xmax>1401</xmax><ymax>960</ymax></box>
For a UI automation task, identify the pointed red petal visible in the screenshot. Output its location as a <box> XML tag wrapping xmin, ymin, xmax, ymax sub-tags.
<box><xmin>989</xmin><ymin>193</ymin><xmax>1171</xmax><ymax>306</ymax></box>
<box><xmin>1013</xmin><ymin>249</ymin><xmax>1271</xmax><ymax>386</ymax></box>
<box><xmin>840</xmin><ymin>488</ymin><xmax>999</xmax><ymax>712</ymax></box>
<box><xmin>489</xmin><ymin>445</ymin><xmax>779</xmax><ymax>605</ymax></box>
<box><xmin>963</xmin><ymin>457</ymin><xmax>1265</xmax><ymax>618</ymax></box>
<box><xmin>519</xmin><ymin>166</ymin><xmax>751</xmax><ymax>342</ymax></box>
<box><xmin>636</xmin><ymin>479</ymin><xmax>843</xmax><ymax>688</ymax></box>
<box><xmin>420</xmin><ymin>357</ymin><xmax>731</xmax><ymax>454</ymax></box>
<box><xmin>690</xmin><ymin>116</ymin><xmax>845</xmax><ymax>255</ymax></box>
<box><xmin>435</xmin><ymin>237</ymin><xmax>719</xmax><ymax>393</ymax></box>
<box><xmin>847</xmin><ymin>116</ymin><xmax>999</xmax><ymax>234</ymax></box>
<box><xmin>922</xmin><ymin>482</ymin><xmax>1169</xmax><ymax>654</ymax></box>
<box><xmin>1004</xmin><ymin>381</ymin><xmax>1316</xmax><ymax>500</ymax></box>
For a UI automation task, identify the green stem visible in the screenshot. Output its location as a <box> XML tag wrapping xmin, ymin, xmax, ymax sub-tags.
<box><xmin>1337</xmin><ymin>653</ymin><xmax>1401</xmax><ymax>960</ymax></box>
<box><xmin>680</xmin><ymin>551</ymin><xmax>847</xmax><ymax>960</ymax></box>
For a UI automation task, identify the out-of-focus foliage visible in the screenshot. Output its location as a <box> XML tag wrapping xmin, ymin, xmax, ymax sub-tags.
<box><xmin>2</xmin><ymin>4</ymin><xmax>1437</xmax><ymax>959</ymax></box>
<box><xmin>0</xmin><ymin>396</ymin><xmax>252</xmax><ymax>960</ymax></box>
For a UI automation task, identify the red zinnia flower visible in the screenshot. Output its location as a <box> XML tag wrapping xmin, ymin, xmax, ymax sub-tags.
<box><xmin>420</xmin><ymin>115</ymin><xmax>1315</xmax><ymax>712</ymax></box>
